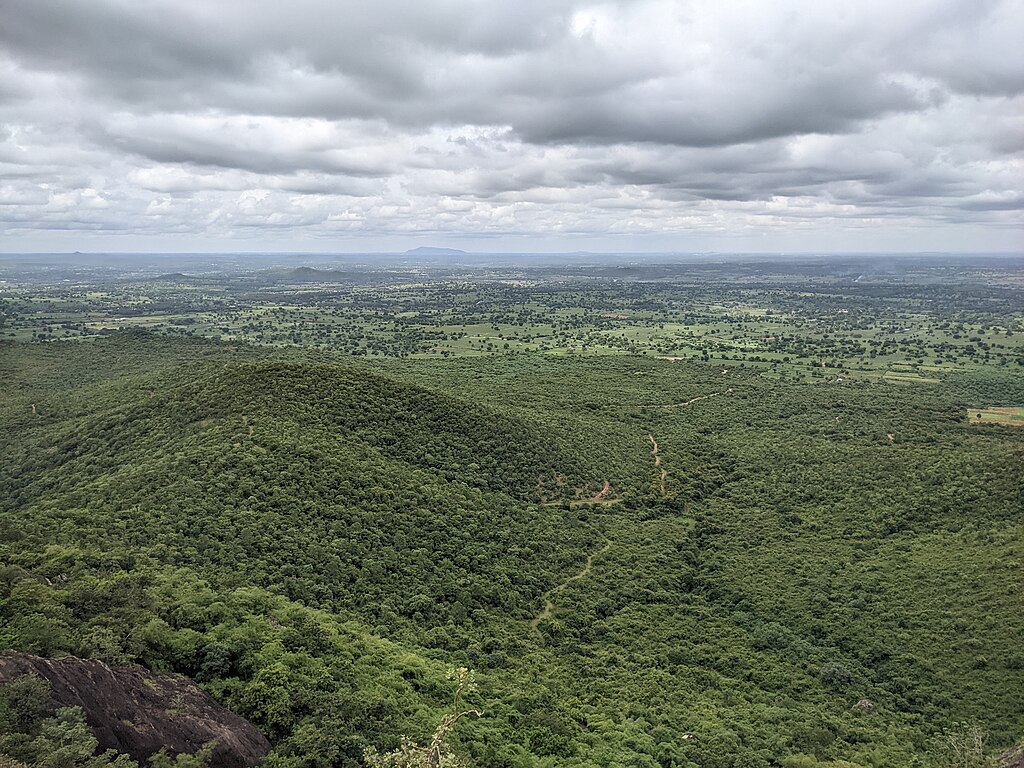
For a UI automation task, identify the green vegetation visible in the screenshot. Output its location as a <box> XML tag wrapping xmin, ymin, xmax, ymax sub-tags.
<box><xmin>0</xmin><ymin>674</ymin><xmax>209</xmax><ymax>767</ymax></box>
<box><xmin>1</xmin><ymin>256</ymin><xmax>1022</xmax><ymax>766</ymax></box>
<box><xmin>4</xmin><ymin>258</ymin><xmax>1023</xmax><ymax>385</ymax></box>
<box><xmin>364</xmin><ymin>668</ymin><xmax>481</xmax><ymax>768</ymax></box>
<box><xmin>968</xmin><ymin>407</ymin><xmax>1024</xmax><ymax>426</ymax></box>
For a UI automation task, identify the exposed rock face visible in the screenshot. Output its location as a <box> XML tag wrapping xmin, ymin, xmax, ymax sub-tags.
<box><xmin>1000</xmin><ymin>742</ymin><xmax>1024</xmax><ymax>768</ymax></box>
<box><xmin>0</xmin><ymin>652</ymin><xmax>270</xmax><ymax>768</ymax></box>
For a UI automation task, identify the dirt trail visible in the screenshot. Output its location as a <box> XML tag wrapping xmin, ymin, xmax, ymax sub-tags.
<box><xmin>530</xmin><ymin>535</ymin><xmax>613</xmax><ymax>630</ymax></box>
<box><xmin>531</xmin><ymin>392</ymin><xmax>724</xmax><ymax>630</ymax></box>
<box><xmin>659</xmin><ymin>389</ymin><xmax>731</xmax><ymax>409</ymax></box>
<box><xmin>540</xmin><ymin>478</ymin><xmax>618</xmax><ymax>508</ymax></box>
<box><xmin>30</xmin><ymin>403</ymin><xmax>36</xmax><ymax>415</ymax></box>
<box><xmin>624</xmin><ymin>388</ymin><xmax>731</xmax><ymax>410</ymax></box>
<box><xmin>647</xmin><ymin>433</ymin><xmax>660</xmax><ymax>464</ymax></box>
<box><xmin>647</xmin><ymin>433</ymin><xmax>667</xmax><ymax>495</ymax></box>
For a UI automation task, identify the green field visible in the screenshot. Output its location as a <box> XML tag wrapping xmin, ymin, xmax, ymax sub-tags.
<box><xmin>968</xmin><ymin>406</ymin><xmax>1024</xmax><ymax>426</ymax></box>
<box><xmin>4</xmin><ymin>259</ymin><xmax>1023</xmax><ymax>387</ymax></box>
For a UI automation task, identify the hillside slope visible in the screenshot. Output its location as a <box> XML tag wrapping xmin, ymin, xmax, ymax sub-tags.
<box><xmin>1</xmin><ymin>334</ymin><xmax>1022</xmax><ymax>767</ymax></box>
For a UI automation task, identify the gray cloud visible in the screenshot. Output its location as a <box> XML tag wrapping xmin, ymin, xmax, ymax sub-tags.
<box><xmin>0</xmin><ymin>0</ymin><xmax>1021</xmax><ymax>251</ymax></box>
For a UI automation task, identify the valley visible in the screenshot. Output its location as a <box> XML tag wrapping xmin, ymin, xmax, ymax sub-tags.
<box><xmin>1</xmin><ymin>255</ymin><xmax>1022</xmax><ymax>767</ymax></box>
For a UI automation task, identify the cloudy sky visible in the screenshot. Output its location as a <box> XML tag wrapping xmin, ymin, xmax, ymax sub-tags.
<box><xmin>1</xmin><ymin>0</ymin><xmax>1022</xmax><ymax>253</ymax></box>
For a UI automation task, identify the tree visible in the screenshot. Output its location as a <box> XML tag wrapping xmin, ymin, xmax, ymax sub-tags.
<box><xmin>15</xmin><ymin>707</ymin><xmax>136</xmax><ymax>768</ymax></box>
<box><xmin>942</xmin><ymin>723</ymin><xmax>992</xmax><ymax>768</ymax></box>
<box><xmin>363</xmin><ymin>669</ymin><xmax>481</xmax><ymax>768</ymax></box>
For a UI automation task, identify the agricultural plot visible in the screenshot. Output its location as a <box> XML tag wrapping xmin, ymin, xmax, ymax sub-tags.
<box><xmin>3</xmin><ymin>258</ymin><xmax>1023</xmax><ymax>385</ymax></box>
<box><xmin>968</xmin><ymin>406</ymin><xmax>1024</xmax><ymax>425</ymax></box>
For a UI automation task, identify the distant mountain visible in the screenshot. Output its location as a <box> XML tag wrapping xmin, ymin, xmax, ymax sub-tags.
<box><xmin>403</xmin><ymin>246</ymin><xmax>468</xmax><ymax>256</ymax></box>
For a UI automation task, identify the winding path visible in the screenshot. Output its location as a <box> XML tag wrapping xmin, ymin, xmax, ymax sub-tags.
<box><xmin>531</xmin><ymin>390</ymin><xmax>730</xmax><ymax>630</ymax></box>
<box><xmin>614</xmin><ymin>388</ymin><xmax>731</xmax><ymax>410</ymax></box>
<box><xmin>652</xmin><ymin>389</ymin><xmax>731</xmax><ymax>409</ymax></box>
<box><xmin>648</xmin><ymin>433</ymin><xmax>667</xmax><ymax>495</ymax></box>
<box><xmin>529</xmin><ymin>535</ymin><xmax>613</xmax><ymax>630</ymax></box>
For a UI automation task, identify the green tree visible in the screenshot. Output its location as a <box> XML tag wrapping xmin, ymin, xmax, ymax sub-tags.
<box><xmin>363</xmin><ymin>669</ymin><xmax>481</xmax><ymax>768</ymax></box>
<box><xmin>10</xmin><ymin>707</ymin><xmax>136</xmax><ymax>768</ymax></box>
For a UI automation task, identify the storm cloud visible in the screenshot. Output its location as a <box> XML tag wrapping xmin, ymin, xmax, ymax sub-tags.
<box><xmin>0</xmin><ymin>0</ymin><xmax>1021</xmax><ymax>251</ymax></box>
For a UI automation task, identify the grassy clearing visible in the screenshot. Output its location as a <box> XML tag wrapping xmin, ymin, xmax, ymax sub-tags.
<box><xmin>967</xmin><ymin>406</ymin><xmax>1024</xmax><ymax>425</ymax></box>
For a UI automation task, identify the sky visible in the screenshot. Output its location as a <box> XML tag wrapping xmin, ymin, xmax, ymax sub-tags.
<box><xmin>1</xmin><ymin>0</ymin><xmax>1022</xmax><ymax>254</ymax></box>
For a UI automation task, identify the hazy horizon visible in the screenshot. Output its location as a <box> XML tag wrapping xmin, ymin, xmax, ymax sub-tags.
<box><xmin>3</xmin><ymin>248</ymin><xmax>1023</xmax><ymax>257</ymax></box>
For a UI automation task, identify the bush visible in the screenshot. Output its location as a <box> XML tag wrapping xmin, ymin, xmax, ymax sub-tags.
<box><xmin>818</xmin><ymin>662</ymin><xmax>853</xmax><ymax>689</ymax></box>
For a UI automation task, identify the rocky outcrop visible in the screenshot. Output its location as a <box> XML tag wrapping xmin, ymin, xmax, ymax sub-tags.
<box><xmin>0</xmin><ymin>652</ymin><xmax>270</xmax><ymax>768</ymax></box>
<box><xmin>1000</xmin><ymin>742</ymin><xmax>1024</xmax><ymax>768</ymax></box>
<box><xmin>851</xmin><ymin>698</ymin><xmax>876</xmax><ymax>714</ymax></box>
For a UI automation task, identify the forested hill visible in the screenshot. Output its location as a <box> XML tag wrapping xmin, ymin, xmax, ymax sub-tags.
<box><xmin>1</xmin><ymin>339</ymin><xmax>602</xmax><ymax>634</ymax></box>
<box><xmin>1</xmin><ymin>333</ymin><xmax>1022</xmax><ymax>767</ymax></box>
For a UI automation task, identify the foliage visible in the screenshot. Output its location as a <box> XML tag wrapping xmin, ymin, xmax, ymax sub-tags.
<box><xmin>1</xmin><ymin>260</ymin><xmax>1022</xmax><ymax>766</ymax></box>
<box><xmin>363</xmin><ymin>669</ymin><xmax>480</xmax><ymax>768</ymax></box>
<box><xmin>148</xmin><ymin>744</ymin><xmax>215</xmax><ymax>768</ymax></box>
<box><xmin>0</xmin><ymin>705</ymin><xmax>136</xmax><ymax>768</ymax></box>
<box><xmin>941</xmin><ymin>723</ymin><xmax>993</xmax><ymax>768</ymax></box>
